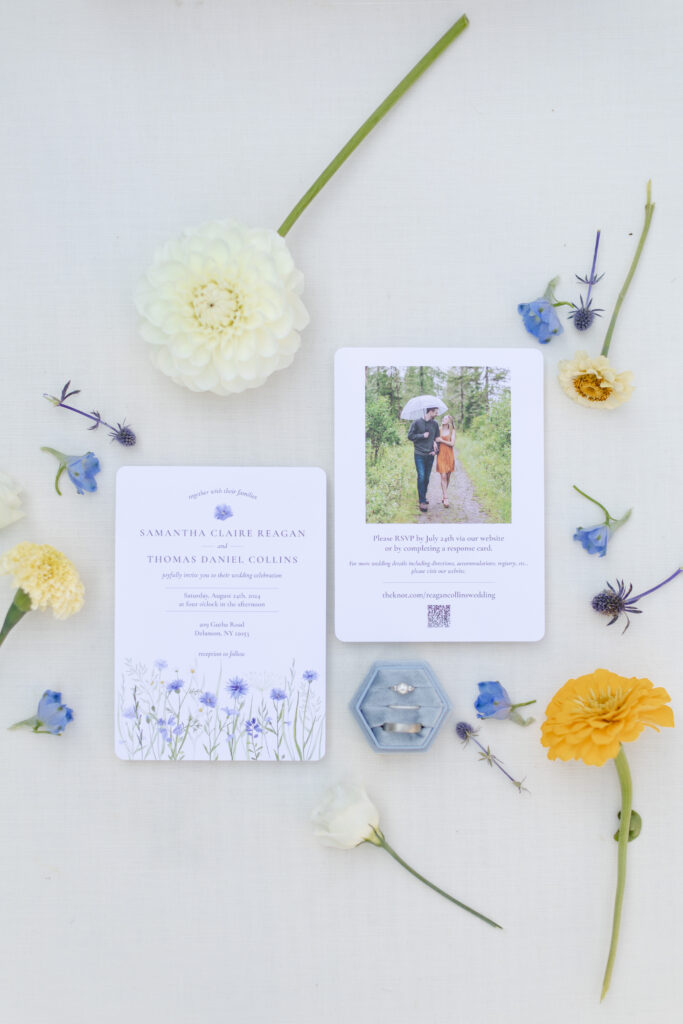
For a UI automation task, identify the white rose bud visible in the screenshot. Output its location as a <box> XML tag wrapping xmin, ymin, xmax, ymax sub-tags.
<box><xmin>311</xmin><ymin>782</ymin><xmax>381</xmax><ymax>849</ymax></box>
<box><xmin>0</xmin><ymin>472</ymin><xmax>25</xmax><ymax>531</ymax></box>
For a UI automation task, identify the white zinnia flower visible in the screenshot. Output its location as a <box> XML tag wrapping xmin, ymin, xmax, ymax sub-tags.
<box><xmin>0</xmin><ymin>472</ymin><xmax>25</xmax><ymax>531</ymax></box>
<box><xmin>558</xmin><ymin>350</ymin><xmax>634</xmax><ymax>409</ymax></box>
<box><xmin>311</xmin><ymin>782</ymin><xmax>381</xmax><ymax>849</ymax></box>
<box><xmin>136</xmin><ymin>221</ymin><xmax>309</xmax><ymax>395</ymax></box>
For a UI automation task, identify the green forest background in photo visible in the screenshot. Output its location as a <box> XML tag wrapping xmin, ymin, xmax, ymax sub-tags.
<box><xmin>365</xmin><ymin>365</ymin><xmax>511</xmax><ymax>524</ymax></box>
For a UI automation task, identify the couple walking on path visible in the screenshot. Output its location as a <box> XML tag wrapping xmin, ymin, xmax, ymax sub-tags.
<box><xmin>407</xmin><ymin>407</ymin><xmax>455</xmax><ymax>512</ymax></box>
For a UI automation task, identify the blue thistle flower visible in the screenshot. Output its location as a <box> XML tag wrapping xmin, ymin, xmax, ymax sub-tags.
<box><xmin>43</xmin><ymin>382</ymin><xmax>137</xmax><ymax>446</ymax></box>
<box><xmin>455</xmin><ymin>722</ymin><xmax>527</xmax><ymax>793</ymax></box>
<box><xmin>591</xmin><ymin>568</ymin><xmax>682</xmax><ymax>632</ymax></box>
<box><xmin>568</xmin><ymin>231</ymin><xmax>604</xmax><ymax>330</ymax></box>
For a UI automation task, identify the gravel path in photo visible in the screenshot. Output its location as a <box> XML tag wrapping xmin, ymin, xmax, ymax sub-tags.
<box><xmin>415</xmin><ymin>448</ymin><xmax>491</xmax><ymax>524</ymax></box>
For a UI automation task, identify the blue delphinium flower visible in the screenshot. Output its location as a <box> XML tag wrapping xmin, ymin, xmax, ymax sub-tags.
<box><xmin>302</xmin><ymin>670</ymin><xmax>318</xmax><ymax>683</ymax></box>
<box><xmin>475</xmin><ymin>681</ymin><xmax>512</xmax><ymax>719</ymax></box>
<box><xmin>214</xmin><ymin>504</ymin><xmax>233</xmax><ymax>520</ymax></box>
<box><xmin>574</xmin><ymin>524</ymin><xmax>611</xmax><ymax>557</ymax></box>
<box><xmin>270</xmin><ymin>688</ymin><xmax>287</xmax><ymax>702</ymax></box>
<box><xmin>227</xmin><ymin>677</ymin><xmax>248</xmax><ymax>698</ymax></box>
<box><xmin>41</xmin><ymin>446</ymin><xmax>101</xmax><ymax>495</ymax></box>
<box><xmin>517</xmin><ymin>298</ymin><xmax>563</xmax><ymax>344</ymax></box>
<box><xmin>474</xmin><ymin>681</ymin><xmax>536</xmax><ymax>725</ymax></box>
<box><xmin>199</xmin><ymin>691</ymin><xmax>217</xmax><ymax>708</ymax></box>
<box><xmin>573</xmin><ymin>485</ymin><xmax>632</xmax><ymax>558</ymax></box>
<box><xmin>10</xmin><ymin>690</ymin><xmax>74</xmax><ymax>735</ymax></box>
<box><xmin>167</xmin><ymin>678</ymin><xmax>184</xmax><ymax>693</ymax></box>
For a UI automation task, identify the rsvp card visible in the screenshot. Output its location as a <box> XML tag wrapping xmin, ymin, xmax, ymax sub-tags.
<box><xmin>115</xmin><ymin>467</ymin><xmax>326</xmax><ymax>760</ymax></box>
<box><xmin>335</xmin><ymin>348</ymin><xmax>544</xmax><ymax>642</ymax></box>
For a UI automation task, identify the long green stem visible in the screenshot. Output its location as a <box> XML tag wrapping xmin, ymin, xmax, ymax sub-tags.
<box><xmin>277</xmin><ymin>14</ymin><xmax>470</xmax><ymax>236</ymax></box>
<box><xmin>0</xmin><ymin>588</ymin><xmax>32</xmax><ymax>648</ymax></box>
<box><xmin>601</xmin><ymin>182</ymin><xmax>654</xmax><ymax>357</ymax></box>
<box><xmin>368</xmin><ymin>828</ymin><xmax>502</xmax><ymax>929</ymax></box>
<box><xmin>573</xmin><ymin>484</ymin><xmax>611</xmax><ymax>524</ymax></box>
<box><xmin>601</xmin><ymin>745</ymin><xmax>632</xmax><ymax>1000</ymax></box>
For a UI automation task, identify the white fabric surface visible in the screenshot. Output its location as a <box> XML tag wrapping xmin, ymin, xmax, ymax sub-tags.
<box><xmin>1</xmin><ymin>1</ymin><xmax>681</xmax><ymax>1021</ymax></box>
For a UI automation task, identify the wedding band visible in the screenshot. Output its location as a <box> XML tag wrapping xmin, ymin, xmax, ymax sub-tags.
<box><xmin>382</xmin><ymin>722</ymin><xmax>423</xmax><ymax>733</ymax></box>
<box><xmin>390</xmin><ymin>683</ymin><xmax>416</xmax><ymax>695</ymax></box>
<box><xmin>388</xmin><ymin>703</ymin><xmax>420</xmax><ymax>710</ymax></box>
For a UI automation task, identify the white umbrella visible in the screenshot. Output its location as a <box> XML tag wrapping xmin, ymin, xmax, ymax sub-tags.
<box><xmin>400</xmin><ymin>395</ymin><xmax>447</xmax><ymax>420</ymax></box>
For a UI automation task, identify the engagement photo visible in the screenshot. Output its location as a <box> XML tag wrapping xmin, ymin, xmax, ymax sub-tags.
<box><xmin>365</xmin><ymin>364</ymin><xmax>511</xmax><ymax>524</ymax></box>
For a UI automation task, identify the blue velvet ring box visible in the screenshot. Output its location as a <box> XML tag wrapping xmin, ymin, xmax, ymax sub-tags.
<box><xmin>350</xmin><ymin>660</ymin><xmax>451</xmax><ymax>752</ymax></box>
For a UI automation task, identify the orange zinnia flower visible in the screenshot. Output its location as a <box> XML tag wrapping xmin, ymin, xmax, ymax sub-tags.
<box><xmin>541</xmin><ymin>668</ymin><xmax>673</xmax><ymax>767</ymax></box>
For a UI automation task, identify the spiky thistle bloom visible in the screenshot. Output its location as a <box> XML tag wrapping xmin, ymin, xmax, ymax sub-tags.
<box><xmin>44</xmin><ymin>382</ymin><xmax>136</xmax><ymax>446</ymax></box>
<box><xmin>568</xmin><ymin>230</ymin><xmax>604</xmax><ymax>331</ymax></box>
<box><xmin>592</xmin><ymin>568</ymin><xmax>682</xmax><ymax>632</ymax></box>
<box><xmin>456</xmin><ymin>721</ymin><xmax>527</xmax><ymax>792</ymax></box>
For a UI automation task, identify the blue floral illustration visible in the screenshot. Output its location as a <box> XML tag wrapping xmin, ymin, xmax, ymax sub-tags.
<box><xmin>117</xmin><ymin>658</ymin><xmax>323</xmax><ymax>761</ymax></box>
<box><xmin>227</xmin><ymin>677</ymin><xmax>248</xmax><ymax>698</ymax></box>
<box><xmin>214</xmin><ymin>504</ymin><xmax>234</xmax><ymax>520</ymax></box>
<box><xmin>154</xmin><ymin>659</ymin><xmax>168</xmax><ymax>671</ymax></box>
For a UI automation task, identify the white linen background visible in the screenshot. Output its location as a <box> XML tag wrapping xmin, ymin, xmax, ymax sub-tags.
<box><xmin>1</xmin><ymin>1</ymin><xmax>681</xmax><ymax>1021</ymax></box>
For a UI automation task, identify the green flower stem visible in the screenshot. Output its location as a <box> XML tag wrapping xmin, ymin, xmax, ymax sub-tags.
<box><xmin>41</xmin><ymin>447</ymin><xmax>69</xmax><ymax>495</ymax></box>
<box><xmin>277</xmin><ymin>14</ymin><xmax>470</xmax><ymax>237</ymax></box>
<box><xmin>573</xmin><ymin>484</ymin><xmax>612</xmax><ymax>524</ymax></box>
<box><xmin>601</xmin><ymin>745</ymin><xmax>633</xmax><ymax>1001</ymax></box>
<box><xmin>510</xmin><ymin>700</ymin><xmax>536</xmax><ymax>710</ymax></box>
<box><xmin>601</xmin><ymin>182</ymin><xmax>655</xmax><ymax>357</ymax></box>
<box><xmin>0</xmin><ymin>588</ymin><xmax>32</xmax><ymax>648</ymax></box>
<box><xmin>367</xmin><ymin>828</ymin><xmax>502</xmax><ymax>929</ymax></box>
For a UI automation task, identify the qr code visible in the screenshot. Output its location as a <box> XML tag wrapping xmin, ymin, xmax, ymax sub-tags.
<box><xmin>427</xmin><ymin>604</ymin><xmax>451</xmax><ymax>628</ymax></box>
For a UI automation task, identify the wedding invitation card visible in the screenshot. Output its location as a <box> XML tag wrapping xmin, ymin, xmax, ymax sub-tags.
<box><xmin>115</xmin><ymin>466</ymin><xmax>326</xmax><ymax>760</ymax></box>
<box><xmin>335</xmin><ymin>348</ymin><xmax>544</xmax><ymax>642</ymax></box>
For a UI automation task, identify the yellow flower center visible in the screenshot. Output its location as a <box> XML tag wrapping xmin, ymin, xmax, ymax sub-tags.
<box><xmin>573</xmin><ymin>372</ymin><xmax>612</xmax><ymax>402</ymax></box>
<box><xmin>191</xmin><ymin>280</ymin><xmax>244</xmax><ymax>332</ymax></box>
<box><xmin>575</xmin><ymin>687</ymin><xmax>623</xmax><ymax>715</ymax></box>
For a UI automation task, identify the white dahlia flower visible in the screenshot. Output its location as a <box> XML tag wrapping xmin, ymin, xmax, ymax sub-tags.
<box><xmin>136</xmin><ymin>221</ymin><xmax>309</xmax><ymax>395</ymax></box>
<box><xmin>0</xmin><ymin>472</ymin><xmax>25</xmax><ymax>531</ymax></box>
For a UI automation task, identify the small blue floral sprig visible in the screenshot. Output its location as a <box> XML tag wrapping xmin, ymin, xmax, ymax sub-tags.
<box><xmin>9</xmin><ymin>690</ymin><xmax>74</xmax><ymax>735</ymax></box>
<box><xmin>573</xmin><ymin>484</ymin><xmax>632</xmax><ymax>557</ymax></box>
<box><xmin>592</xmin><ymin>567</ymin><xmax>682</xmax><ymax>633</ymax></box>
<box><xmin>214</xmin><ymin>504</ymin><xmax>233</xmax><ymax>520</ymax></box>
<box><xmin>518</xmin><ymin>277</ymin><xmax>570</xmax><ymax>344</ymax></box>
<box><xmin>474</xmin><ymin>681</ymin><xmax>536</xmax><ymax>726</ymax></box>
<box><xmin>456</xmin><ymin>721</ymin><xmax>527</xmax><ymax>793</ymax></box>
<box><xmin>568</xmin><ymin>230</ymin><xmax>604</xmax><ymax>331</ymax></box>
<box><xmin>41</xmin><ymin>447</ymin><xmax>101</xmax><ymax>495</ymax></box>
<box><xmin>44</xmin><ymin>381</ymin><xmax>136</xmax><ymax>446</ymax></box>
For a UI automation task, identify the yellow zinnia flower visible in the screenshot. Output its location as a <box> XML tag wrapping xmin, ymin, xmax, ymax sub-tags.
<box><xmin>0</xmin><ymin>542</ymin><xmax>84</xmax><ymax>620</ymax></box>
<box><xmin>541</xmin><ymin>668</ymin><xmax>673</xmax><ymax>767</ymax></box>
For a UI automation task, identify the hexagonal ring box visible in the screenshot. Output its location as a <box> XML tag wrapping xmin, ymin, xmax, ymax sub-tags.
<box><xmin>351</xmin><ymin>661</ymin><xmax>451</xmax><ymax>752</ymax></box>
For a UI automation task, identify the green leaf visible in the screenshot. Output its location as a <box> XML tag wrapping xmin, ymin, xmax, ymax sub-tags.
<box><xmin>613</xmin><ymin>809</ymin><xmax>642</xmax><ymax>842</ymax></box>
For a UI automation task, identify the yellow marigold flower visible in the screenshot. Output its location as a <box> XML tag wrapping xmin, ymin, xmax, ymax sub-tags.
<box><xmin>0</xmin><ymin>542</ymin><xmax>84</xmax><ymax>619</ymax></box>
<box><xmin>558</xmin><ymin>350</ymin><xmax>634</xmax><ymax>409</ymax></box>
<box><xmin>541</xmin><ymin>668</ymin><xmax>673</xmax><ymax>766</ymax></box>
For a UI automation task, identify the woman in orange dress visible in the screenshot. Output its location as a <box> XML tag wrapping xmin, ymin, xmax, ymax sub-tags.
<box><xmin>435</xmin><ymin>414</ymin><xmax>455</xmax><ymax>507</ymax></box>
